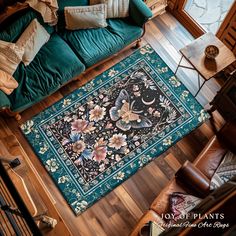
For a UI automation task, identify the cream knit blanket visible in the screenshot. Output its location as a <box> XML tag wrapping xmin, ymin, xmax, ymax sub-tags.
<box><xmin>26</xmin><ymin>0</ymin><xmax>58</xmax><ymax>25</ymax></box>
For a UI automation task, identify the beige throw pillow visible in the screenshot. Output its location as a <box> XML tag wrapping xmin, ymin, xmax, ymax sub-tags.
<box><xmin>0</xmin><ymin>69</ymin><xmax>18</xmax><ymax>95</ymax></box>
<box><xmin>0</xmin><ymin>40</ymin><xmax>24</xmax><ymax>75</ymax></box>
<box><xmin>16</xmin><ymin>19</ymin><xmax>50</xmax><ymax>66</ymax></box>
<box><xmin>90</xmin><ymin>0</ymin><xmax>129</xmax><ymax>18</ymax></box>
<box><xmin>64</xmin><ymin>4</ymin><xmax>108</xmax><ymax>30</ymax></box>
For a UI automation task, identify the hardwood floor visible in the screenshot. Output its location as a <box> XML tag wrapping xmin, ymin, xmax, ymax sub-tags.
<box><xmin>0</xmin><ymin>12</ymin><xmax>225</xmax><ymax>236</ymax></box>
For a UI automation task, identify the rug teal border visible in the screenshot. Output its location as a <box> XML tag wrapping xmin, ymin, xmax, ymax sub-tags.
<box><xmin>21</xmin><ymin>45</ymin><xmax>209</xmax><ymax>215</ymax></box>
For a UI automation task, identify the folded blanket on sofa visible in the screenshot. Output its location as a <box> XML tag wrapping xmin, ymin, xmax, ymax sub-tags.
<box><xmin>26</xmin><ymin>0</ymin><xmax>58</xmax><ymax>25</ymax></box>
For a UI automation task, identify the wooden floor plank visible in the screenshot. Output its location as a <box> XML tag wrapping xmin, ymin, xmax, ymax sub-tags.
<box><xmin>164</xmin><ymin>153</ymin><xmax>182</xmax><ymax>172</ymax></box>
<box><xmin>0</xmin><ymin>12</ymin><xmax>225</xmax><ymax>236</ymax></box>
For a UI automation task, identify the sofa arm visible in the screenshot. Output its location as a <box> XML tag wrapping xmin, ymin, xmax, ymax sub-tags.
<box><xmin>0</xmin><ymin>90</ymin><xmax>11</xmax><ymax>110</ymax></box>
<box><xmin>175</xmin><ymin>161</ymin><xmax>211</xmax><ymax>198</ymax></box>
<box><xmin>129</xmin><ymin>0</ymin><xmax>153</xmax><ymax>27</ymax></box>
<box><xmin>193</xmin><ymin>136</ymin><xmax>227</xmax><ymax>179</ymax></box>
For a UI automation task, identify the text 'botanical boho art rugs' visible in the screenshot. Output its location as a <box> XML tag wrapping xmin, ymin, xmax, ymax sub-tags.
<box><xmin>21</xmin><ymin>45</ymin><xmax>209</xmax><ymax>215</ymax></box>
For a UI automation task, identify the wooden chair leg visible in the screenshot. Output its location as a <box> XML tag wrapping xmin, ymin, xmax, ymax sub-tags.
<box><xmin>133</xmin><ymin>39</ymin><xmax>142</xmax><ymax>49</ymax></box>
<box><xmin>35</xmin><ymin>215</ymin><xmax>57</xmax><ymax>229</ymax></box>
<box><xmin>14</xmin><ymin>113</ymin><xmax>21</xmax><ymax>121</ymax></box>
<box><xmin>2</xmin><ymin>109</ymin><xmax>21</xmax><ymax>121</ymax></box>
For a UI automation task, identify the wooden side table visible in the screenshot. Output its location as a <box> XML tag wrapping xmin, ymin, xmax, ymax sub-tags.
<box><xmin>175</xmin><ymin>33</ymin><xmax>236</xmax><ymax>97</ymax></box>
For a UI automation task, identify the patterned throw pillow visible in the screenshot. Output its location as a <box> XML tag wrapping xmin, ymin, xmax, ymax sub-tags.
<box><xmin>16</xmin><ymin>19</ymin><xmax>50</xmax><ymax>66</ymax></box>
<box><xmin>210</xmin><ymin>151</ymin><xmax>236</xmax><ymax>190</ymax></box>
<box><xmin>169</xmin><ymin>192</ymin><xmax>202</xmax><ymax>223</ymax></box>
<box><xmin>90</xmin><ymin>0</ymin><xmax>129</xmax><ymax>18</ymax></box>
<box><xmin>0</xmin><ymin>40</ymin><xmax>24</xmax><ymax>75</ymax></box>
<box><xmin>64</xmin><ymin>4</ymin><xmax>108</xmax><ymax>30</ymax></box>
<box><xmin>0</xmin><ymin>69</ymin><xmax>18</xmax><ymax>95</ymax></box>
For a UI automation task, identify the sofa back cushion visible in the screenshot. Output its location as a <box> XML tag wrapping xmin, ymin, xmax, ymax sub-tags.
<box><xmin>64</xmin><ymin>4</ymin><xmax>107</xmax><ymax>30</ymax></box>
<box><xmin>90</xmin><ymin>0</ymin><xmax>129</xmax><ymax>18</ymax></box>
<box><xmin>16</xmin><ymin>19</ymin><xmax>50</xmax><ymax>66</ymax></box>
<box><xmin>57</xmin><ymin>0</ymin><xmax>89</xmax><ymax>29</ymax></box>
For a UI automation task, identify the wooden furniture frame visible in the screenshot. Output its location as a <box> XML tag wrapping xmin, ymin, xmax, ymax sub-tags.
<box><xmin>0</xmin><ymin>161</ymin><xmax>43</xmax><ymax>236</ymax></box>
<box><xmin>0</xmin><ymin>135</ymin><xmax>71</xmax><ymax>235</ymax></box>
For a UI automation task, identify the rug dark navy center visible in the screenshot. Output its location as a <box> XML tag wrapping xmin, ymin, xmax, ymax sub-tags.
<box><xmin>21</xmin><ymin>45</ymin><xmax>209</xmax><ymax>215</ymax></box>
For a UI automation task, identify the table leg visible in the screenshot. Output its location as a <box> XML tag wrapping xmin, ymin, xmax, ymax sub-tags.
<box><xmin>195</xmin><ymin>74</ymin><xmax>206</xmax><ymax>97</ymax></box>
<box><xmin>174</xmin><ymin>55</ymin><xmax>183</xmax><ymax>75</ymax></box>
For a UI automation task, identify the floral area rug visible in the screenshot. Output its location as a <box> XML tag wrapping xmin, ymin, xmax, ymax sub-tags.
<box><xmin>21</xmin><ymin>45</ymin><xmax>209</xmax><ymax>215</ymax></box>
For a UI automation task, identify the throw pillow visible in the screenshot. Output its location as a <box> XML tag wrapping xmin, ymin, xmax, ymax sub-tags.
<box><xmin>16</xmin><ymin>19</ymin><xmax>50</xmax><ymax>66</ymax></box>
<box><xmin>210</xmin><ymin>151</ymin><xmax>236</xmax><ymax>190</ymax></box>
<box><xmin>169</xmin><ymin>192</ymin><xmax>202</xmax><ymax>223</ymax></box>
<box><xmin>90</xmin><ymin>0</ymin><xmax>129</xmax><ymax>18</ymax></box>
<box><xmin>64</xmin><ymin>4</ymin><xmax>108</xmax><ymax>30</ymax></box>
<box><xmin>0</xmin><ymin>40</ymin><xmax>24</xmax><ymax>75</ymax></box>
<box><xmin>0</xmin><ymin>70</ymin><xmax>18</xmax><ymax>95</ymax></box>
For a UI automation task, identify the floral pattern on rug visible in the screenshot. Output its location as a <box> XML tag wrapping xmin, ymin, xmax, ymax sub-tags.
<box><xmin>21</xmin><ymin>45</ymin><xmax>209</xmax><ymax>215</ymax></box>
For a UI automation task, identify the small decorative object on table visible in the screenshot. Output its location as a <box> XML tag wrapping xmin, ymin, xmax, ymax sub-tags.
<box><xmin>205</xmin><ymin>45</ymin><xmax>219</xmax><ymax>59</ymax></box>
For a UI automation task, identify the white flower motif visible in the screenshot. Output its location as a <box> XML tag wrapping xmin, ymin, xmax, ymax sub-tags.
<box><xmin>89</xmin><ymin>105</ymin><xmax>106</xmax><ymax>122</ymax></box>
<box><xmin>138</xmin><ymin>155</ymin><xmax>151</xmax><ymax>167</ymax></box>
<box><xmin>148</xmin><ymin>107</ymin><xmax>155</xmax><ymax>114</ymax></box>
<box><xmin>181</xmin><ymin>90</ymin><xmax>189</xmax><ymax>99</ymax></box>
<box><xmin>64</xmin><ymin>116</ymin><xmax>72</xmax><ymax>122</ymax></box>
<box><xmin>135</xmin><ymin>141</ymin><xmax>140</xmax><ymax>146</ymax></box>
<box><xmin>58</xmin><ymin>175</ymin><xmax>69</xmax><ymax>184</ymax></box>
<box><xmin>153</xmin><ymin>110</ymin><xmax>161</xmax><ymax>117</ymax></box>
<box><xmin>75</xmin><ymin>200</ymin><xmax>88</xmax><ymax>213</ymax></box>
<box><xmin>39</xmin><ymin>145</ymin><xmax>49</xmax><ymax>154</ymax></box>
<box><xmin>163</xmin><ymin>136</ymin><xmax>172</xmax><ymax>146</ymax></box>
<box><xmin>46</xmin><ymin>159</ymin><xmax>59</xmax><ymax>173</ymax></box>
<box><xmin>84</xmin><ymin>82</ymin><xmax>94</xmax><ymax>91</ymax></box>
<box><xmin>108</xmin><ymin>134</ymin><xmax>127</xmax><ymax>150</ymax></box>
<box><xmin>21</xmin><ymin>120</ymin><xmax>34</xmax><ymax>135</ymax></box>
<box><xmin>108</xmin><ymin>69</ymin><xmax>119</xmax><ymax>77</ymax></box>
<box><xmin>169</xmin><ymin>76</ymin><xmax>181</xmax><ymax>87</ymax></box>
<box><xmin>140</xmin><ymin>45</ymin><xmax>153</xmax><ymax>55</ymax></box>
<box><xmin>114</xmin><ymin>171</ymin><xmax>125</xmax><ymax>180</ymax></box>
<box><xmin>115</xmin><ymin>154</ymin><xmax>122</xmax><ymax>162</ymax></box>
<box><xmin>87</xmin><ymin>100</ymin><xmax>94</xmax><ymax>108</ymax></box>
<box><xmin>62</xmin><ymin>99</ymin><xmax>71</xmax><ymax>107</ymax></box>
<box><xmin>124</xmin><ymin>148</ymin><xmax>130</xmax><ymax>155</ymax></box>
<box><xmin>161</xmin><ymin>67</ymin><xmax>168</xmax><ymax>73</ymax></box>
<box><xmin>99</xmin><ymin>163</ymin><xmax>105</xmax><ymax>172</ymax></box>
<box><xmin>198</xmin><ymin>110</ymin><xmax>208</xmax><ymax>122</ymax></box>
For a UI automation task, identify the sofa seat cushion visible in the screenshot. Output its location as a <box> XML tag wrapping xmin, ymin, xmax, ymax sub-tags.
<box><xmin>60</xmin><ymin>18</ymin><xmax>143</xmax><ymax>67</ymax></box>
<box><xmin>107</xmin><ymin>18</ymin><xmax>143</xmax><ymax>45</ymax></box>
<box><xmin>9</xmin><ymin>34</ymin><xmax>85</xmax><ymax>112</ymax></box>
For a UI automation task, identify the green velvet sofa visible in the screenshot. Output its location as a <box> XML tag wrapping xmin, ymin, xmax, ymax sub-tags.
<box><xmin>0</xmin><ymin>0</ymin><xmax>152</xmax><ymax>120</ymax></box>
